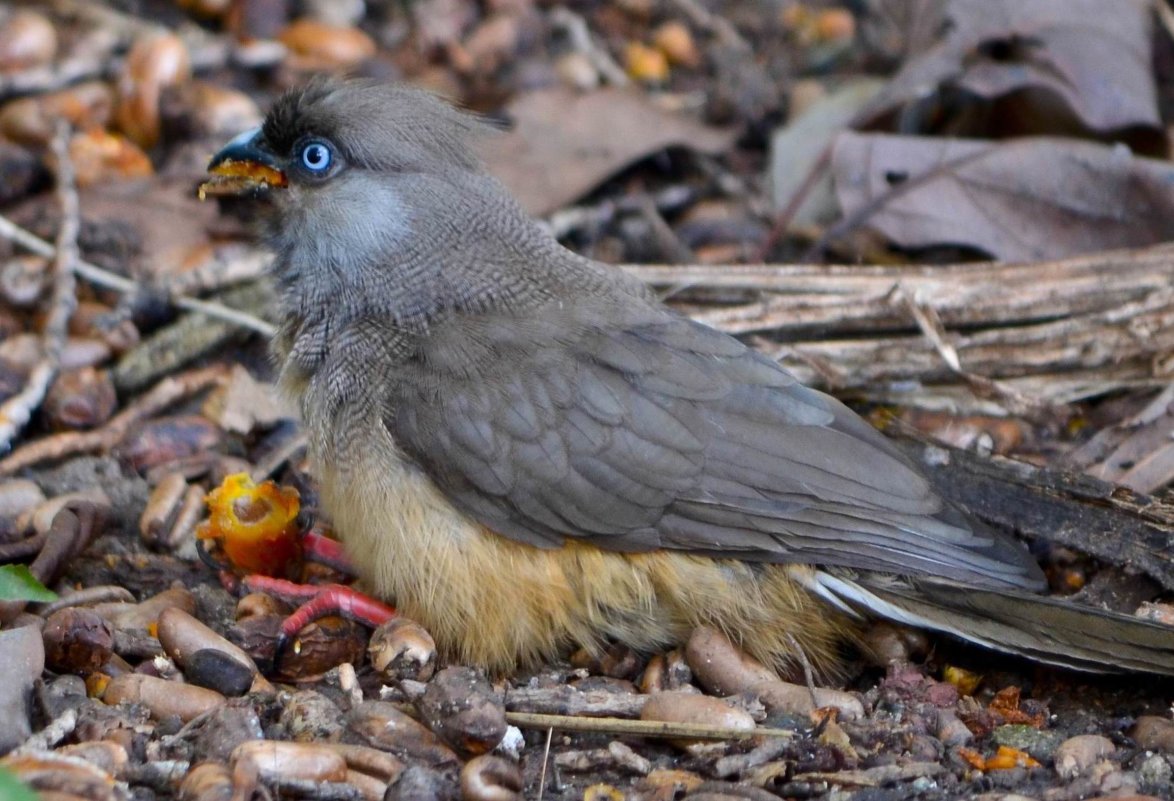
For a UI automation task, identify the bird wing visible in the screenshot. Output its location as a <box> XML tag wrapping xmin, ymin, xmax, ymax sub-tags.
<box><xmin>387</xmin><ymin>302</ymin><xmax>1045</xmax><ymax>591</ymax></box>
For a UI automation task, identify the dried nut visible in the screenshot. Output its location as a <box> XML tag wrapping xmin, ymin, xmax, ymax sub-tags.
<box><xmin>1132</xmin><ymin>715</ymin><xmax>1174</xmax><ymax>752</ymax></box>
<box><xmin>0</xmin><ymin>10</ymin><xmax>57</xmax><ymax>72</ymax></box>
<box><xmin>461</xmin><ymin>14</ymin><xmax>520</xmax><ymax>73</ymax></box>
<box><xmin>103</xmin><ymin>673</ymin><xmax>225</xmax><ymax>721</ymax></box>
<box><xmin>235</xmin><ymin>592</ymin><xmax>288</xmax><ymax>620</ymax></box>
<box><xmin>230</xmin><ymin>741</ymin><xmax>348</xmax><ymax>798</ymax></box>
<box><xmin>814</xmin><ymin>9</ymin><xmax>855</xmax><ymax>43</ymax></box>
<box><xmin>348</xmin><ymin>700</ymin><xmax>459</xmax><ymax>766</ymax></box>
<box><xmin>460</xmin><ymin>755</ymin><xmax>523</xmax><ymax>801</ymax></box>
<box><xmin>0</xmin><ymin>478</ymin><xmax>46</xmax><ymax>520</ymax></box>
<box><xmin>178</xmin><ymin>761</ymin><xmax>234</xmax><ymax>801</ymax></box>
<box><xmin>554</xmin><ymin>52</ymin><xmax>599</xmax><ymax>91</ymax></box>
<box><xmin>861</xmin><ymin>622</ymin><xmax>929</xmax><ymax>666</ymax></box>
<box><xmin>186</xmin><ymin>649</ymin><xmax>256</xmax><ymax>697</ymax></box>
<box><xmin>1054</xmin><ymin>734</ymin><xmax>1115</xmax><ymax>780</ymax></box>
<box><xmin>43</xmin><ymin>367</ymin><xmax>118</xmax><ymax>430</ymax></box>
<box><xmin>157</xmin><ymin>606</ymin><xmax>257</xmax><ymax>677</ymax></box>
<box><xmin>625</xmin><ymin>41</ymin><xmax>669</xmax><ymax>83</ymax></box>
<box><xmin>160</xmin><ymin>80</ymin><xmax>262</xmax><ymax>140</ymax></box>
<box><xmin>640</xmin><ymin>691</ymin><xmax>756</xmax><ymax>738</ymax></box>
<box><xmin>0</xmin><ymin>81</ymin><xmax>114</xmax><ymax>147</ymax></box>
<box><xmin>278</xmin><ymin>19</ymin><xmax>375</xmax><ymax>69</ymax></box>
<box><xmin>115</xmin><ymin>32</ymin><xmax>192</xmax><ymax>148</ymax></box>
<box><xmin>0</xmin><ymin>750</ymin><xmax>118</xmax><ymax>801</ymax></box>
<box><xmin>368</xmin><ymin>617</ymin><xmax>437</xmax><ymax>683</ymax></box>
<box><xmin>55</xmin><ymin>741</ymin><xmax>129</xmax><ymax>778</ymax></box>
<box><xmin>117</xmin><ymin>414</ymin><xmax>223</xmax><ymax>473</ymax></box>
<box><xmin>323</xmin><ymin>743</ymin><xmax>405</xmax><ymax>784</ymax></box>
<box><xmin>416</xmin><ymin>667</ymin><xmax>507</xmax><ymax>756</ymax></box>
<box><xmin>652</xmin><ymin>21</ymin><xmax>699</xmax><ymax>67</ymax></box>
<box><xmin>1</xmin><ymin>255</ymin><xmax>47</xmax><ymax>306</ymax></box>
<box><xmin>92</xmin><ymin>587</ymin><xmax>197</xmax><ymax>632</ymax></box>
<box><xmin>685</xmin><ymin>626</ymin><xmax>863</xmax><ymax>720</ymax></box>
<box><xmin>66</xmin><ymin>130</ymin><xmax>154</xmax><ymax>187</ymax></box>
<box><xmin>42</xmin><ymin>607</ymin><xmax>116</xmax><ymax>675</ymax></box>
<box><xmin>140</xmin><ymin>472</ymin><xmax>188</xmax><ymax>546</ymax></box>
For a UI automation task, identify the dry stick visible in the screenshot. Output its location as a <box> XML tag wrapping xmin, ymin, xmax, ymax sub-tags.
<box><xmin>891</xmin><ymin>284</ymin><xmax>1049</xmax><ymax>417</ymax></box>
<box><xmin>0</xmin><ymin>124</ymin><xmax>79</xmax><ymax>451</ymax></box>
<box><xmin>0</xmin><ymin>214</ymin><xmax>276</xmax><ymax>337</ymax></box>
<box><xmin>505</xmin><ymin>712</ymin><xmax>795</xmax><ymax>741</ymax></box>
<box><xmin>755</xmin><ymin>143</ymin><xmax>834</xmax><ymax>262</ymax></box>
<box><xmin>0</xmin><ymin>364</ymin><xmax>228</xmax><ymax>475</ymax></box>
<box><xmin>536</xmin><ymin>727</ymin><xmax>553</xmax><ymax>801</ymax></box>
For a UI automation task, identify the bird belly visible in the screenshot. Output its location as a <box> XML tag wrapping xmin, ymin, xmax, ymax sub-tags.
<box><xmin>313</xmin><ymin>418</ymin><xmax>851</xmax><ymax>674</ymax></box>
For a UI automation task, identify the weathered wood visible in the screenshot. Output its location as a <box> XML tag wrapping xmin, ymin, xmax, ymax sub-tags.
<box><xmin>890</xmin><ymin>432</ymin><xmax>1174</xmax><ymax>591</ymax></box>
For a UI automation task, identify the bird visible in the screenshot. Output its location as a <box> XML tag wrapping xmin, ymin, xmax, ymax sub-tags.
<box><xmin>201</xmin><ymin>78</ymin><xmax>1174</xmax><ymax>677</ymax></box>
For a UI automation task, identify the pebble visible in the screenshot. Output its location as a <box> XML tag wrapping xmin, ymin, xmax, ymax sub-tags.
<box><xmin>0</xmin><ymin>624</ymin><xmax>44</xmax><ymax>754</ymax></box>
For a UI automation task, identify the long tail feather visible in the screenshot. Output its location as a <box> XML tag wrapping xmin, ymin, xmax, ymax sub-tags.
<box><xmin>800</xmin><ymin>570</ymin><xmax>1174</xmax><ymax>675</ymax></box>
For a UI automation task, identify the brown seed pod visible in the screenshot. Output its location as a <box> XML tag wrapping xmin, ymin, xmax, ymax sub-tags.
<box><xmin>640</xmin><ymin>691</ymin><xmax>756</xmax><ymax>743</ymax></box>
<box><xmin>0</xmin><ymin>81</ymin><xmax>114</xmax><ymax>147</ymax></box>
<box><xmin>116</xmin><ymin>414</ymin><xmax>223</xmax><ymax>473</ymax></box>
<box><xmin>0</xmin><ymin>10</ymin><xmax>57</xmax><ymax>72</ymax></box>
<box><xmin>685</xmin><ymin>627</ymin><xmax>863</xmax><ymax>720</ymax></box>
<box><xmin>139</xmin><ymin>472</ymin><xmax>188</xmax><ymax>547</ymax></box>
<box><xmin>0</xmin><ymin>750</ymin><xmax>117</xmax><ymax>801</ymax></box>
<box><xmin>43</xmin><ymin>367</ymin><xmax>117</xmax><ymax>431</ymax></box>
<box><xmin>42</xmin><ymin>607</ymin><xmax>116</xmax><ymax>675</ymax></box>
<box><xmin>114</xmin><ymin>32</ymin><xmax>192</xmax><ymax>149</ymax></box>
<box><xmin>416</xmin><ymin>667</ymin><xmax>507</xmax><ymax>756</ymax></box>
<box><xmin>103</xmin><ymin>673</ymin><xmax>226</xmax><ymax>722</ymax></box>
<box><xmin>278</xmin><ymin>18</ymin><xmax>375</xmax><ymax>70</ymax></box>
<box><xmin>178</xmin><ymin>761</ymin><xmax>234</xmax><ymax>801</ymax></box>
<box><xmin>157</xmin><ymin>606</ymin><xmax>258</xmax><ymax>679</ymax></box>
<box><xmin>460</xmin><ymin>755</ymin><xmax>523</xmax><ymax>801</ymax></box>
<box><xmin>368</xmin><ymin>617</ymin><xmax>437</xmax><ymax>683</ymax></box>
<box><xmin>65</xmin><ymin>130</ymin><xmax>153</xmax><ymax>187</ymax></box>
<box><xmin>348</xmin><ymin>700</ymin><xmax>458</xmax><ymax>766</ymax></box>
<box><xmin>230</xmin><ymin>740</ymin><xmax>348</xmax><ymax>800</ymax></box>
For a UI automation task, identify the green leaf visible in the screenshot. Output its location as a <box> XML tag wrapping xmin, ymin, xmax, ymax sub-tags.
<box><xmin>0</xmin><ymin>767</ymin><xmax>41</xmax><ymax>801</ymax></box>
<box><xmin>0</xmin><ymin>564</ymin><xmax>57</xmax><ymax>602</ymax></box>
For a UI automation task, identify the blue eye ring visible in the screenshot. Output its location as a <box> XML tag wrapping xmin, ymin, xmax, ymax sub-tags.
<box><xmin>300</xmin><ymin>140</ymin><xmax>333</xmax><ymax>173</ymax></box>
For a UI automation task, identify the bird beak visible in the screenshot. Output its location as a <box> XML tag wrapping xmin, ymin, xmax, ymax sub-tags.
<box><xmin>198</xmin><ymin>127</ymin><xmax>288</xmax><ymax>200</ymax></box>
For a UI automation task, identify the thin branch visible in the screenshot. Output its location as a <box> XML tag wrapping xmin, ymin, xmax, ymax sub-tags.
<box><xmin>505</xmin><ymin>711</ymin><xmax>795</xmax><ymax>740</ymax></box>
<box><xmin>0</xmin><ymin>364</ymin><xmax>228</xmax><ymax>475</ymax></box>
<box><xmin>0</xmin><ymin>124</ymin><xmax>79</xmax><ymax>451</ymax></box>
<box><xmin>0</xmin><ymin>214</ymin><xmax>276</xmax><ymax>337</ymax></box>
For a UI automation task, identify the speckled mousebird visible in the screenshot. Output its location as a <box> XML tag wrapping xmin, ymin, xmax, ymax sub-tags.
<box><xmin>201</xmin><ymin>78</ymin><xmax>1174</xmax><ymax>676</ymax></box>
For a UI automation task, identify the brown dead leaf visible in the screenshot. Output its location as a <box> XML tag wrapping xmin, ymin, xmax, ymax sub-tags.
<box><xmin>831</xmin><ymin>132</ymin><xmax>1174</xmax><ymax>260</ymax></box>
<box><xmin>859</xmin><ymin>0</ymin><xmax>1159</xmax><ymax>139</ymax></box>
<box><xmin>481</xmin><ymin>87</ymin><xmax>736</xmax><ymax>216</ymax></box>
<box><xmin>989</xmin><ymin>686</ymin><xmax>1046</xmax><ymax>728</ymax></box>
<box><xmin>202</xmin><ymin>365</ymin><xmax>293</xmax><ymax>435</ymax></box>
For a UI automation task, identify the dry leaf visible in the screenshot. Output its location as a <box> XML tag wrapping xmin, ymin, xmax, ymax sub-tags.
<box><xmin>832</xmin><ymin>132</ymin><xmax>1174</xmax><ymax>260</ymax></box>
<box><xmin>482</xmin><ymin>87</ymin><xmax>736</xmax><ymax>216</ymax></box>
<box><xmin>859</xmin><ymin>0</ymin><xmax>1159</xmax><ymax>138</ymax></box>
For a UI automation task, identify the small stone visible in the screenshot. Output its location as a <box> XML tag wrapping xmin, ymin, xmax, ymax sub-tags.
<box><xmin>992</xmin><ymin>724</ymin><xmax>1063</xmax><ymax>762</ymax></box>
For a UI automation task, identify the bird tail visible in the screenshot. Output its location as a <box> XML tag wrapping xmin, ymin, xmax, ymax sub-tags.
<box><xmin>797</xmin><ymin>569</ymin><xmax>1174</xmax><ymax>675</ymax></box>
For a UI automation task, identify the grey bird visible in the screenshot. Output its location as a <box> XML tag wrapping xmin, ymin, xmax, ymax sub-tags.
<box><xmin>201</xmin><ymin>78</ymin><xmax>1174</xmax><ymax>676</ymax></box>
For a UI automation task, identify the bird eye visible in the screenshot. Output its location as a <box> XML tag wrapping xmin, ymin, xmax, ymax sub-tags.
<box><xmin>300</xmin><ymin>141</ymin><xmax>332</xmax><ymax>173</ymax></box>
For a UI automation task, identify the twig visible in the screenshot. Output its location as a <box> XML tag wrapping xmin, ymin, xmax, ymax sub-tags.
<box><xmin>549</xmin><ymin>8</ymin><xmax>630</xmax><ymax>87</ymax></box>
<box><xmin>505</xmin><ymin>712</ymin><xmax>795</xmax><ymax>740</ymax></box>
<box><xmin>14</xmin><ymin>709</ymin><xmax>78</xmax><ymax>754</ymax></box>
<box><xmin>536</xmin><ymin>727</ymin><xmax>553</xmax><ymax>801</ymax></box>
<box><xmin>892</xmin><ymin>284</ymin><xmax>1050</xmax><ymax>417</ymax></box>
<box><xmin>0</xmin><ymin>214</ymin><xmax>275</xmax><ymax>337</ymax></box>
<box><xmin>0</xmin><ymin>364</ymin><xmax>228</xmax><ymax>475</ymax></box>
<box><xmin>0</xmin><ymin>124</ymin><xmax>79</xmax><ymax>452</ymax></box>
<box><xmin>755</xmin><ymin>143</ymin><xmax>833</xmax><ymax>261</ymax></box>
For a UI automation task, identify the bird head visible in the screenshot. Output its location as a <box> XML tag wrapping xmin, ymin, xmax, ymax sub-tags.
<box><xmin>200</xmin><ymin>79</ymin><xmax>558</xmax><ymax>326</ymax></box>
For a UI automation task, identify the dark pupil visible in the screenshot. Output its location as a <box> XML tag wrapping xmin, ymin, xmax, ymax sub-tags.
<box><xmin>304</xmin><ymin>144</ymin><xmax>327</xmax><ymax>169</ymax></box>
